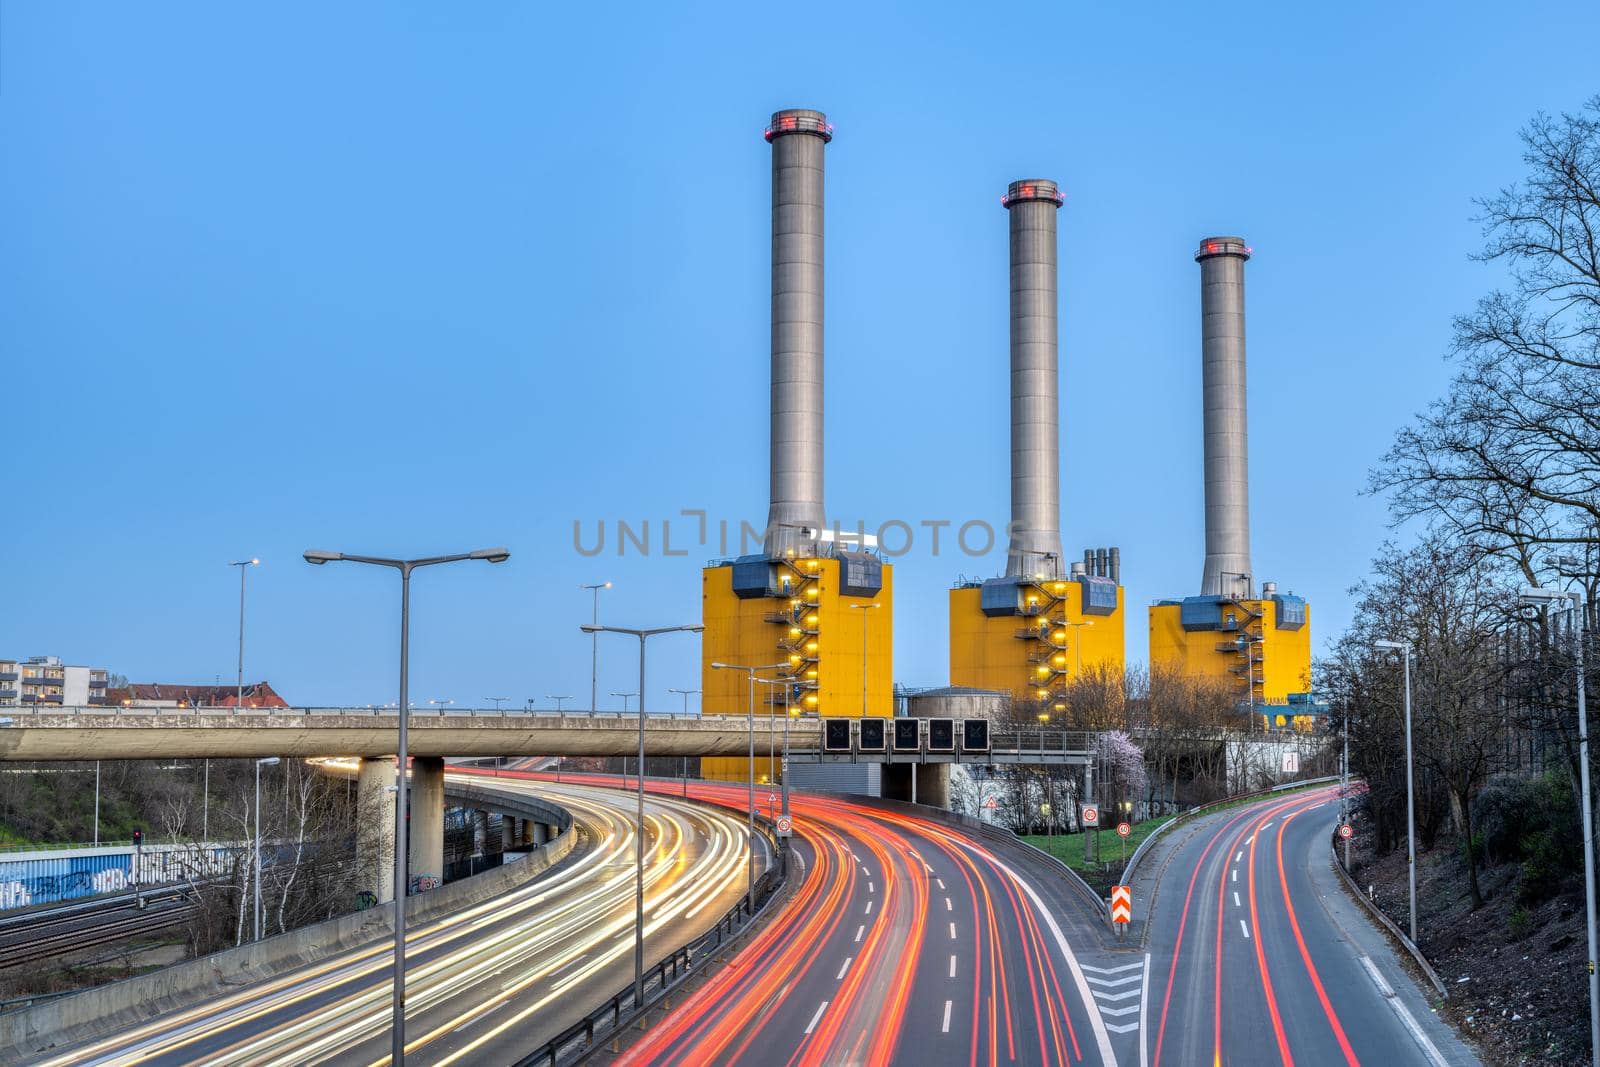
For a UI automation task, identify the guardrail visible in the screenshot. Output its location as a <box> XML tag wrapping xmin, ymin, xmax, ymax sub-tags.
<box><xmin>2</xmin><ymin>705</ymin><xmax>707</xmax><ymax>719</ymax></box>
<box><xmin>1329</xmin><ymin>827</ymin><xmax>1448</xmax><ymax>998</ymax></box>
<box><xmin>513</xmin><ymin>816</ymin><xmax>787</xmax><ymax>1067</ymax></box>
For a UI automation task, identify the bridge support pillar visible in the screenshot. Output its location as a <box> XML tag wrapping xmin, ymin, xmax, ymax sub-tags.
<box><xmin>409</xmin><ymin>756</ymin><xmax>445</xmax><ymax>893</ymax></box>
<box><xmin>356</xmin><ymin>757</ymin><xmax>396</xmax><ymax>906</ymax></box>
<box><xmin>501</xmin><ymin>816</ymin><xmax>517</xmax><ymax>852</ymax></box>
<box><xmin>532</xmin><ymin>821</ymin><xmax>548</xmax><ymax>847</ymax></box>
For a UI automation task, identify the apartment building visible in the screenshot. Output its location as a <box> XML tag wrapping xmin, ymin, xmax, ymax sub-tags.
<box><xmin>0</xmin><ymin>656</ymin><xmax>110</xmax><ymax>707</ymax></box>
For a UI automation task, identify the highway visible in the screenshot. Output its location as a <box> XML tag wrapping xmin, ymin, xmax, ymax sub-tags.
<box><xmin>616</xmin><ymin>781</ymin><xmax>1122</xmax><ymax>1067</ymax></box>
<box><xmin>31</xmin><ymin>775</ymin><xmax>759</xmax><ymax>1067</ymax></box>
<box><xmin>1144</xmin><ymin>785</ymin><xmax>1479</xmax><ymax>1067</ymax></box>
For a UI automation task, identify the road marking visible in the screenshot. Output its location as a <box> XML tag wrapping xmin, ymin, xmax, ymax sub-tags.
<box><xmin>1359</xmin><ymin>955</ymin><xmax>1395</xmax><ymax>998</ymax></box>
<box><xmin>864</xmin><ymin>900</ymin><xmax>873</xmax><ymax>916</ymax></box>
<box><xmin>942</xmin><ymin>999</ymin><xmax>952</xmax><ymax>1033</ymax></box>
<box><xmin>836</xmin><ymin>957</ymin><xmax>851</xmax><ymax>980</ymax></box>
<box><xmin>936</xmin><ymin>877</ymin><xmax>946</xmax><ymax>890</ymax></box>
<box><xmin>854</xmin><ymin>924</ymin><xmax>864</xmax><ymax>943</ymax></box>
<box><xmin>944</xmin><ymin>897</ymin><xmax>952</xmax><ymax>911</ymax></box>
<box><xmin>1235</xmin><ymin>851</ymin><xmax>1243</xmax><ymax>862</ymax></box>
<box><xmin>868</xmin><ymin>882</ymin><xmax>875</xmax><ymax>893</ymax></box>
<box><xmin>1094</xmin><ymin>988</ymin><xmax>1141</xmax><ymax>1002</ymax></box>
<box><xmin>1085</xmin><ymin>973</ymin><xmax>1141</xmax><ymax>988</ymax></box>
<box><xmin>861</xmin><ymin>866</ymin><xmax>869</xmax><ymax>877</ymax></box>
<box><xmin>1258</xmin><ymin>821</ymin><xmax>1272</xmax><ymax>830</ymax></box>
<box><xmin>804</xmin><ymin>1001</ymin><xmax>828</xmax><ymax>1035</ymax></box>
<box><xmin>1232</xmin><ymin>869</ymin><xmax>1237</xmax><ymax>883</ymax></box>
<box><xmin>1107</xmin><ymin>1022</ymin><xmax>1140</xmax><ymax>1034</ymax></box>
<box><xmin>1080</xmin><ymin>961</ymin><xmax>1144</xmax><ymax>975</ymax></box>
<box><xmin>1099</xmin><ymin>1004</ymin><xmax>1140</xmax><ymax>1017</ymax></box>
<box><xmin>1140</xmin><ymin>951</ymin><xmax>1151</xmax><ymax>1067</ymax></box>
<box><xmin>949</xmin><ymin>954</ymin><xmax>957</xmax><ymax>978</ymax></box>
<box><xmin>1233</xmin><ymin>892</ymin><xmax>1241</xmax><ymax>907</ymax></box>
<box><xmin>1239</xmin><ymin>919</ymin><xmax>1251</xmax><ymax>939</ymax></box>
<box><xmin>1360</xmin><ymin>955</ymin><xmax>1450</xmax><ymax>1067</ymax></box>
<box><xmin>949</xmin><ymin>921</ymin><xmax>957</xmax><ymax>940</ymax></box>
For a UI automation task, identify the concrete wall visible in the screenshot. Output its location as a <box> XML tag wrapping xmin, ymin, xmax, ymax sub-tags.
<box><xmin>0</xmin><ymin>786</ymin><xmax>577</xmax><ymax>1062</ymax></box>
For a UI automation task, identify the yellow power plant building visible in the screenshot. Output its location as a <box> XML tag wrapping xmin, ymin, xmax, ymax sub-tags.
<box><xmin>1149</xmin><ymin>235</ymin><xmax>1317</xmax><ymax>730</ymax></box>
<box><xmin>702</xmin><ymin>552</ymin><xmax>893</xmax><ymax>783</ymax></box>
<box><xmin>949</xmin><ymin>560</ymin><xmax>1125</xmax><ymax>712</ymax></box>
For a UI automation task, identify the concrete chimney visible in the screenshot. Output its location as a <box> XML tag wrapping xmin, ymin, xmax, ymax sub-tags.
<box><xmin>1003</xmin><ymin>179</ymin><xmax>1066</xmax><ymax>579</ymax></box>
<box><xmin>763</xmin><ymin>109</ymin><xmax>831</xmax><ymax>557</ymax></box>
<box><xmin>1195</xmin><ymin>236</ymin><xmax>1253</xmax><ymax>597</ymax></box>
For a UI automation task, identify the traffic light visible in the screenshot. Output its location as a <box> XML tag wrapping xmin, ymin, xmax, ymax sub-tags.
<box><xmin>824</xmin><ymin>719</ymin><xmax>852</xmax><ymax>753</ymax></box>
<box><xmin>893</xmin><ymin>718</ymin><xmax>921</xmax><ymax>753</ymax></box>
<box><xmin>961</xmin><ymin>718</ymin><xmax>990</xmax><ymax>753</ymax></box>
<box><xmin>927</xmin><ymin>718</ymin><xmax>955</xmax><ymax>753</ymax></box>
<box><xmin>132</xmin><ymin>828</ymin><xmax>143</xmax><ymax>847</ymax></box>
<box><xmin>858</xmin><ymin>717</ymin><xmax>887</xmax><ymax>752</ymax></box>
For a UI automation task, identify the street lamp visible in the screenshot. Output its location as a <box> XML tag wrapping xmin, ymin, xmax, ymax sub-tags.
<box><xmin>1375</xmin><ymin>638</ymin><xmax>1418</xmax><ymax>944</ymax></box>
<box><xmin>254</xmin><ymin>756</ymin><xmax>280</xmax><ymax>942</ymax></box>
<box><xmin>668</xmin><ymin>688</ymin><xmax>701</xmax><ymax>797</ymax></box>
<box><xmin>1520</xmin><ymin>583</ymin><xmax>1597</xmax><ymax>1067</ymax></box>
<box><xmin>582</xmin><ymin>622</ymin><xmax>703</xmax><ymax>1008</ymax></box>
<box><xmin>1065</xmin><ymin>619</ymin><xmax>1094</xmax><ymax>677</ymax></box>
<box><xmin>848</xmin><ymin>603</ymin><xmax>880</xmax><ymax>714</ymax></box>
<box><xmin>428</xmin><ymin>699</ymin><xmax>454</xmax><ymax>713</ymax></box>
<box><xmin>582</xmin><ymin>581</ymin><xmax>613</xmax><ymax>712</ymax></box>
<box><xmin>612</xmin><ymin>691</ymin><xmax>636</xmax><ymax>714</ymax></box>
<box><xmin>711</xmin><ymin>660</ymin><xmax>787</xmax><ymax>910</ymax></box>
<box><xmin>304</xmin><ymin>545</ymin><xmax>509</xmax><ymax>1066</ymax></box>
<box><xmin>547</xmin><ymin>694</ymin><xmax>571</xmax><ymax>712</ymax></box>
<box><xmin>667</xmin><ymin>687</ymin><xmax>700</xmax><ymax>716</ymax></box>
<box><xmin>485</xmin><ymin>697</ymin><xmax>510</xmax><ymax>711</ymax></box>
<box><xmin>229</xmin><ymin>558</ymin><xmax>260</xmax><ymax>712</ymax></box>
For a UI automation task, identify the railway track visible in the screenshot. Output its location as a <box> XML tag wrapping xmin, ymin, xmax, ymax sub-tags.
<box><xmin>0</xmin><ymin>888</ymin><xmax>194</xmax><ymax>970</ymax></box>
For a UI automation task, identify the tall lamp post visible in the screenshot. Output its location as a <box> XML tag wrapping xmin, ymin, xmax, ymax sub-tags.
<box><xmin>1065</xmin><ymin>619</ymin><xmax>1094</xmax><ymax>677</ymax></box>
<box><xmin>612</xmin><ymin>691</ymin><xmax>636</xmax><ymax>713</ymax></box>
<box><xmin>253</xmin><ymin>756</ymin><xmax>280</xmax><ymax>941</ymax></box>
<box><xmin>229</xmin><ymin>558</ymin><xmax>260</xmax><ymax>711</ymax></box>
<box><xmin>1375</xmin><ymin>638</ymin><xmax>1418</xmax><ymax>944</ymax></box>
<box><xmin>848</xmin><ymin>603</ymin><xmax>880</xmax><ymax>714</ymax></box>
<box><xmin>304</xmin><ymin>546</ymin><xmax>509</xmax><ymax>1067</ymax></box>
<box><xmin>711</xmin><ymin>661</ymin><xmax>786</xmax><ymax>909</ymax></box>
<box><xmin>583</xmin><ymin>582</ymin><xmax>613</xmax><ymax>712</ymax></box>
<box><xmin>547</xmin><ymin>695</ymin><xmax>571</xmax><ymax>712</ymax></box>
<box><xmin>582</xmin><ymin>622</ymin><xmax>703</xmax><ymax>1008</ymax></box>
<box><xmin>1520</xmin><ymin>583</ymin><xmax>1597</xmax><ymax>1067</ymax></box>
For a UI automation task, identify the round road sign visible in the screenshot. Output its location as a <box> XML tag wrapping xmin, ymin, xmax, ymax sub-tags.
<box><xmin>1116</xmin><ymin>822</ymin><xmax>1131</xmax><ymax>838</ymax></box>
<box><xmin>1339</xmin><ymin>823</ymin><xmax>1354</xmax><ymax>840</ymax></box>
<box><xmin>776</xmin><ymin>815</ymin><xmax>793</xmax><ymax>836</ymax></box>
<box><xmin>1081</xmin><ymin>805</ymin><xmax>1099</xmax><ymax>827</ymax></box>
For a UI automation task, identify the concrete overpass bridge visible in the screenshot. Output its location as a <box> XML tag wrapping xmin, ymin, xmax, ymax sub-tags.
<box><xmin>0</xmin><ymin>707</ymin><xmax>1094</xmax><ymax>766</ymax></box>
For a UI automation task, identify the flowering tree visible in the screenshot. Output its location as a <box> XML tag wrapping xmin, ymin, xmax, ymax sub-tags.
<box><xmin>1094</xmin><ymin>730</ymin><xmax>1148</xmax><ymax>817</ymax></box>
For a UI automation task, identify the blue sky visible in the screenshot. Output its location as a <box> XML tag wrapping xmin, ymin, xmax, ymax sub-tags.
<box><xmin>4</xmin><ymin>3</ymin><xmax>1597</xmax><ymax>711</ymax></box>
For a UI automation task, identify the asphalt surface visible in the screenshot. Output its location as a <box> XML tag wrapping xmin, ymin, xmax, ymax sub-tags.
<box><xmin>618</xmin><ymin>784</ymin><xmax>1124</xmax><ymax>1067</ymax></box>
<box><xmin>1141</xmin><ymin>786</ymin><xmax>1480</xmax><ymax>1067</ymax></box>
<box><xmin>30</xmin><ymin>774</ymin><xmax>759</xmax><ymax>1067</ymax></box>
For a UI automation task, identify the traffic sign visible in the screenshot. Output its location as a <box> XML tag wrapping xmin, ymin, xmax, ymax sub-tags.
<box><xmin>776</xmin><ymin>815</ymin><xmax>792</xmax><ymax>837</ymax></box>
<box><xmin>1338</xmin><ymin>823</ymin><xmax>1353</xmax><ymax>840</ymax></box>
<box><xmin>1282</xmin><ymin>750</ymin><xmax>1300</xmax><ymax>774</ymax></box>
<box><xmin>982</xmin><ymin>796</ymin><xmax>999</xmax><ymax>810</ymax></box>
<box><xmin>1116</xmin><ymin>822</ymin><xmax>1131</xmax><ymax>838</ymax></box>
<box><xmin>1110</xmin><ymin>885</ymin><xmax>1132</xmax><ymax>924</ymax></box>
<box><xmin>1081</xmin><ymin>805</ymin><xmax>1100</xmax><ymax>827</ymax></box>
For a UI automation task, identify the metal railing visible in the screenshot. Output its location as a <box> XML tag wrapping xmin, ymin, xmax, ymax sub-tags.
<box><xmin>1</xmin><ymin>705</ymin><xmax>708</xmax><ymax>719</ymax></box>
<box><xmin>514</xmin><ymin>836</ymin><xmax>786</xmax><ymax>1066</ymax></box>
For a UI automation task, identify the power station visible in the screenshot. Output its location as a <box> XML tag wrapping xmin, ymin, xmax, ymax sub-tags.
<box><xmin>948</xmin><ymin>179</ymin><xmax>1126</xmax><ymax>714</ymax></box>
<box><xmin>1147</xmin><ymin>237</ymin><xmax>1315</xmax><ymax>727</ymax></box>
<box><xmin>701</xmin><ymin>110</ymin><xmax>893</xmax><ymax>785</ymax></box>
<box><xmin>697</xmin><ymin>112</ymin><xmax>1316</xmax><ymax>753</ymax></box>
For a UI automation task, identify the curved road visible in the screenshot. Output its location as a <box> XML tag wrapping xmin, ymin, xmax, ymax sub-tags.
<box><xmin>34</xmin><ymin>775</ymin><xmax>759</xmax><ymax>1067</ymax></box>
<box><xmin>618</xmin><ymin>782</ymin><xmax>1120</xmax><ymax>1067</ymax></box>
<box><xmin>1144</xmin><ymin>785</ymin><xmax>1479</xmax><ymax>1067</ymax></box>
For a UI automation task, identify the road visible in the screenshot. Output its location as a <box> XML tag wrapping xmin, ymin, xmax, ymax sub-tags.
<box><xmin>33</xmin><ymin>775</ymin><xmax>760</xmax><ymax>1066</ymax></box>
<box><xmin>616</xmin><ymin>783</ymin><xmax>1121</xmax><ymax>1067</ymax></box>
<box><xmin>1143</xmin><ymin>785</ymin><xmax>1480</xmax><ymax>1067</ymax></box>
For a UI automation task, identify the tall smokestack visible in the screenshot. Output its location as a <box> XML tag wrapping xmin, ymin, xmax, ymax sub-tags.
<box><xmin>763</xmin><ymin>109</ymin><xmax>831</xmax><ymax>558</ymax></box>
<box><xmin>1003</xmin><ymin>179</ymin><xmax>1065</xmax><ymax>579</ymax></box>
<box><xmin>1196</xmin><ymin>236</ymin><xmax>1253</xmax><ymax>597</ymax></box>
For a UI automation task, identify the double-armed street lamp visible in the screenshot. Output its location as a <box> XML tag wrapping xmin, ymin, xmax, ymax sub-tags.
<box><xmin>1520</xmin><ymin>582</ymin><xmax>1596</xmax><ymax>1067</ymax></box>
<box><xmin>668</xmin><ymin>688</ymin><xmax>701</xmax><ymax>797</ymax></box>
<box><xmin>583</xmin><ymin>581</ymin><xmax>613</xmax><ymax>712</ymax></box>
<box><xmin>304</xmin><ymin>546</ymin><xmax>509</xmax><ymax>1067</ymax></box>
<box><xmin>582</xmin><ymin>621</ymin><xmax>703</xmax><ymax>1008</ymax></box>
<box><xmin>1374</xmin><ymin>638</ymin><xmax>1418</xmax><ymax>944</ymax></box>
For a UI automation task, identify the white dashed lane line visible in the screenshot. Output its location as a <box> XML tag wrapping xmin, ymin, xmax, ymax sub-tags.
<box><xmin>854</xmin><ymin>925</ymin><xmax>864</xmax><ymax>943</ymax></box>
<box><xmin>804</xmin><ymin>1001</ymin><xmax>828</xmax><ymax>1035</ymax></box>
<box><xmin>836</xmin><ymin>957</ymin><xmax>851</xmax><ymax>981</ymax></box>
<box><xmin>942</xmin><ymin>999</ymin><xmax>952</xmax><ymax>1034</ymax></box>
<box><xmin>1240</xmin><ymin>919</ymin><xmax>1251</xmax><ymax>939</ymax></box>
<box><xmin>948</xmin><ymin>922</ymin><xmax>957</xmax><ymax>940</ymax></box>
<box><xmin>948</xmin><ymin>954</ymin><xmax>956</xmax><ymax>978</ymax></box>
